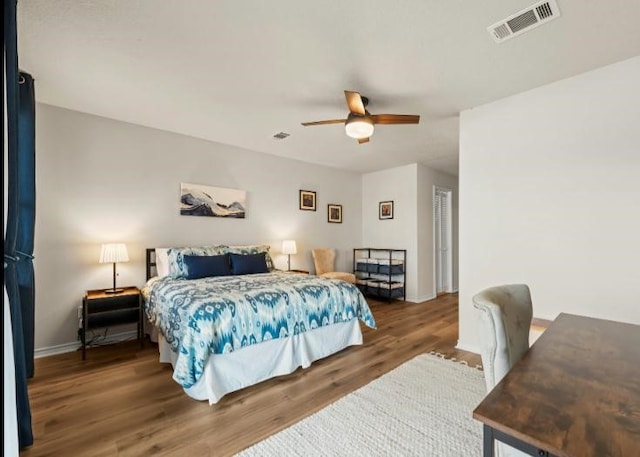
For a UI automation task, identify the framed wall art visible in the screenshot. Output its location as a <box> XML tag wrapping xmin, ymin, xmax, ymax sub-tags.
<box><xmin>379</xmin><ymin>201</ymin><xmax>394</xmax><ymax>220</ymax></box>
<box><xmin>328</xmin><ymin>204</ymin><xmax>342</xmax><ymax>223</ymax></box>
<box><xmin>180</xmin><ymin>182</ymin><xmax>246</xmax><ymax>218</ymax></box>
<box><xmin>299</xmin><ymin>190</ymin><xmax>316</xmax><ymax>211</ymax></box>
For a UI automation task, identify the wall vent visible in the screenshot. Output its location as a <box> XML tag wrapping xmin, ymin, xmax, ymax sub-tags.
<box><xmin>273</xmin><ymin>132</ymin><xmax>290</xmax><ymax>140</ymax></box>
<box><xmin>488</xmin><ymin>0</ymin><xmax>561</xmax><ymax>43</ymax></box>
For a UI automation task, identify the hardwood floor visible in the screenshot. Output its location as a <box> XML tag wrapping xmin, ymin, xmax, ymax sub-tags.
<box><xmin>22</xmin><ymin>293</ymin><xmax>480</xmax><ymax>457</ymax></box>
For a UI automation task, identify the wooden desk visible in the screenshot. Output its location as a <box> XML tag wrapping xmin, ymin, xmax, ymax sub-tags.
<box><xmin>473</xmin><ymin>313</ymin><xmax>640</xmax><ymax>457</ymax></box>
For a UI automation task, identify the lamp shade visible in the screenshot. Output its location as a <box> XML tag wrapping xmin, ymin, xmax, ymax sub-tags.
<box><xmin>345</xmin><ymin>115</ymin><xmax>374</xmax><ymax>139</ymax></box>
<box><xmin>99</xmin><ymin>243</ymin><xmax>130</xmax><ymax>264</ymax></box>
<box><xmin>282</xmin><ymin>240</ymin><xmax>297</xmax><ymax>255</ymax></box>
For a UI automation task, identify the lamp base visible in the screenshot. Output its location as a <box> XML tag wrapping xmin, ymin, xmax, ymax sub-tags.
<box><xmin>104</xmin><ymin>288</ymin><xmax>124</xmax><ymax>294</ymax></box>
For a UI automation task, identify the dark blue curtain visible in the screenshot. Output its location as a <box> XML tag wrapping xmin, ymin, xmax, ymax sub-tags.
<box><xmin>17</xmin><ymin>73</ymin><xmax>37</xmax><ymax>379</ymax></box>
<box><xmin>4</xmin><ymin>0</ymin><xmax>35</xmax><ymax>449</ymax></box>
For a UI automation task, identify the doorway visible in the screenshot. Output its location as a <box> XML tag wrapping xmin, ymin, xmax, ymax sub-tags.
<box><xmin>433</xmin><ymin>186</ymin><xmax>453</xmax><ymax>294</ymax></box>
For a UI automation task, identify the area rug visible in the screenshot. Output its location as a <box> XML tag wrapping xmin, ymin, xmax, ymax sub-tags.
<box><xmin>236</xmin><ymin>353</ymin><xmax>486</xmax><ymax>457</ymax></box>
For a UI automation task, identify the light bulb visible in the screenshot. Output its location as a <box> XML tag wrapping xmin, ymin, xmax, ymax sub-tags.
<box><xmin>345</xmin><ymin>116</ymin><xmax>374</xmax><ymax>139</ymax></box>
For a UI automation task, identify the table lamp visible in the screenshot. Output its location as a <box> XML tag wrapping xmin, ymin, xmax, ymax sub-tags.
<box><xmin>282</xmin><ymin>240</ymin><xmax>297</xmax><ymax>271</ymax></box>
<box><xmin>99</xmin><ymin>243</ymin><xmax>129</xmax><ymax>294</ymax></box>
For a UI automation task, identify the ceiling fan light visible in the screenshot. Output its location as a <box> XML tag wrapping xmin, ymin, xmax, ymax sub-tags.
<box><xmin>345</xmin><ymin>116</ymin><xmax>374</xmax><ymax>139</ymax></box>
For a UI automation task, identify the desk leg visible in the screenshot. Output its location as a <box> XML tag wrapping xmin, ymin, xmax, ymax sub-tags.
<box><xmin>483</xmin><ymin>424</ymin><xmax>495</xmax><ymax>457</ymax></box>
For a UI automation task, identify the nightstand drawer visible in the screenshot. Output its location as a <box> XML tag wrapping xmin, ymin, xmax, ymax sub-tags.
<box><xmin>88</xmin><ymin>309</ymin><xmax>139</xmax><ymax>328</ymax></box>
<box><xmin>88</xmin><ymin>295</ymin><xmax>139</xmax><ymax>313</ymax></box>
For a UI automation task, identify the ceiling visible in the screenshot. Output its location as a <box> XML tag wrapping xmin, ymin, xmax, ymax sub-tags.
<box><xmin>17</xmin><ymin>1</ymin><xmax>640</xmax><ymax>176</ymax></box>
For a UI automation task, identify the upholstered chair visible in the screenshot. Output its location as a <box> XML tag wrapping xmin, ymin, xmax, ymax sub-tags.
<box><xmin>311</xmin><ymin>248</ymin><xmax>356</xmax><ymax>284</ymax></box>
<box><xmin>473</xmin><ymin>284</ymin><xmax>533</xmax><ymax>457</ymax></box>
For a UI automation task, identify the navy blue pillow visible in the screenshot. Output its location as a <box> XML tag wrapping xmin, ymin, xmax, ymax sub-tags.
<box><xmin>183</xmin><ymin>254</ymin><xmax>231</xmax><ymax>279</ymax></box>
<box><xmin>230</xmin><ymin>252</ymin><xmax>269</xmax><ymax>275</ymax></box>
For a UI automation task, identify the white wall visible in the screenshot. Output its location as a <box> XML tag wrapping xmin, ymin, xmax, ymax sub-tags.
<box><xmin>35</xmin><ymin>104</ymin><xmax>362</xmax><ymax>351</ymax></box>
<box><xmin>362</xmin><ymin>163</ymin><xmax>458</xmax><ymax>302</ymax></box>
<box><xmin>417</xmin><ymin>164</ymin><xmax>458</xmax><ymax>300</ymax></box>
<box><xmin>458</xmin><ymin>56</ymin><xmax>640</xmax><ymax>351</ymax></box>
<box><xmin>362</xmin><ymin>164</ymin><xmax>418</xmax><ymax>299</ymax></box>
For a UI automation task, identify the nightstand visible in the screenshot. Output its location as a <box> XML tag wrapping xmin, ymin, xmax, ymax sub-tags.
<box><xmin>82</xmin><ymin>286</ymin><xmax>143</xmax><ymax>360</ymax></box>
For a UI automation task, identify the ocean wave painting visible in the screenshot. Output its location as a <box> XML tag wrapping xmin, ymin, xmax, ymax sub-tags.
<box><xmin>180</xmin><ymin>183</ymin><xmax>246</xmax><ymax>218</ymax></box>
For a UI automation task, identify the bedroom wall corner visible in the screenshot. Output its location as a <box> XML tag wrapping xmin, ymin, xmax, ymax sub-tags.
<box><xmin>34</xmin><ymin>104</ymin><xmax>363</xmax><ymax>350</ymax></box>
<box><xmin>361</xmin><ymin>164</ymin><xmax>419</xmax><ymax>300</ymax></box>
<box><xmin>416</xmin><ymin>164</ymin><xmax>459</xmax><ymax>301</ymax></box>
<box><xmin>361</xmin><ymin>163</ymin><xmax>459</xmax><ymax>304</ymax></box>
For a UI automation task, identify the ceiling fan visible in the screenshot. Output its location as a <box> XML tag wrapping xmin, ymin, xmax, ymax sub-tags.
<box><xmin>301</xmin><ymin>91</ymin><xmax>420</xmax><ymax>144</ymax></box>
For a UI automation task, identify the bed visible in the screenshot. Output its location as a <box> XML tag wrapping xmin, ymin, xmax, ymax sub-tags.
<box><xmin>142</xmin><ymin>246</ymin><xmax>376</xmax><ymax>404</ymax></box>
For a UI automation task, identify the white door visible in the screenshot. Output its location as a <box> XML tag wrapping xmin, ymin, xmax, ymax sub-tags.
<box><xmin>434</xmin><ymin>187</ymin><xmax>453</xmax><ymax>294</ymax></box>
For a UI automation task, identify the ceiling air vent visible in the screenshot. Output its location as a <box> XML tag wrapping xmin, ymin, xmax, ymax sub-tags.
<box><xmin>488</xmin><ymin>0</ymin><xmax>561</xmax><ymax>43</ymax></box>
<box><xmin>272</xmin><ymin>132</ymin><xmax>290</xmax><ymax>140</ymax></box>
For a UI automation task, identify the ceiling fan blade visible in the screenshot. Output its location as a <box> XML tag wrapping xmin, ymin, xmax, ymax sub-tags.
<box><xmin>371</xmin><ymin>114</ymin><xmax>420</xmax><ymax>125</ymax></box>
<box><xmin>344</xmin><ymin>91</ymin><xmax>366</xmax><ymax>115</ymax></box>
<box><xmin>357</xmin><ymin>137</ymin><xmax>370</xmax><ymax>144</ymax></box>
<box><xmin>301</xmin><ymin>119</ymin><xmax>346</xmax><ymax>126</ymax></box>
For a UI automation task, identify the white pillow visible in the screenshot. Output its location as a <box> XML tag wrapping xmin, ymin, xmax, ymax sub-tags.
<box><xmin>155</xmin><ymin>248</ymin><xmax>170</xmax><ymax>278</ymax></box>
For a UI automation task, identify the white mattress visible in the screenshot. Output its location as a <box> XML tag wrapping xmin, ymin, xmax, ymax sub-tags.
<box><xmin>157</xmin><ymin>319</ymin><xmax>363</xmax><ymax>404</ymax></box>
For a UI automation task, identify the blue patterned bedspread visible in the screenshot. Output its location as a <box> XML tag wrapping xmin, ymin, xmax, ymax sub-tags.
<box><xmin>142</xmin><ymin>272</ymin><xmax>376</xmax><ymax>388</ymax></box>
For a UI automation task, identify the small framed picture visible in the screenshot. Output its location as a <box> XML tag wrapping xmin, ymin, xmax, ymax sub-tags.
<box><xmin>379</xmin><ymin>201</ymin><xmax>394</xmax><ymax>220</ymax></box>
<box><xmin>299</xmin><ymin>190</ymin><xmax>316</xmax><ymax>211</ymax></box>
<box><xmin>328</xmin><ymin>204</ymin><xmax>342</xmax><ymax>223</ymax></box>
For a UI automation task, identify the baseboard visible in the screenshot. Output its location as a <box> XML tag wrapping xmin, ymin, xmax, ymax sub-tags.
<box><xmin>34</xmin><ymin>330</ymin><xmax>138</xmax><ymax>359</ymax></box>
<box><xmin>406</xmin><ymin>293</ymin><xmax>437</xmax><ymax>303</ymax></box>
<box><xmin>35</xmin><ymin>341</ymin><xmax>82</xmax><ymax>358</ymax></box>
<box><xmin>455</xmin><ymin>340</ymin><xmax>480</xmax><ymax>355</ymax></box>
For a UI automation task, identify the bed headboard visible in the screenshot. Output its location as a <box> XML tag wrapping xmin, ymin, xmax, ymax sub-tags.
<box><xmin>146</xmin><ymin>248</ymin><xmax>157</xmax><ymax>281</ymax></box>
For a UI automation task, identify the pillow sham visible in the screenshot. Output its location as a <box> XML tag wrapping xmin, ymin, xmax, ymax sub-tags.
<box><xmin>225</xmin><ymin>244</ymin><xmax>275</xmax><ymax>271</ymax></box>
<box><xmin>155</xmin><ymin>248</ymin><xmax>170</xmax><ymax>278</ymax></box>
<box><xmin>167</xmin><ymin>245</ymin><xmax>228</xmax><ymax>279</ymax></box>
<box><xmin>229</xmin><ymin>252</ymin><xmax>269</xmax><ymax>275</ymax></box>
<box><xmin>183</xmin><ymin>254</ymin><xmax>232</xmax><ymax>279</ymax></box>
